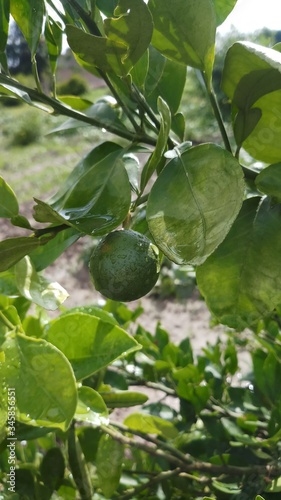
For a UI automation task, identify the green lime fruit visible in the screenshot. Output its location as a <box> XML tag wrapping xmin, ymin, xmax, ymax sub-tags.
<box><xmin>89</xmin><ymin>229</ymin><xmax>160</xmax><ymax>302</ymax></box>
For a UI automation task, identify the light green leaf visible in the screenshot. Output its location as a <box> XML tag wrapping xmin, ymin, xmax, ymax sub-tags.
<box><xmin>0</xmin><ymin>177</ymin><xmax>19</xmax><ymax>218</ymax></box>
<box><xmin>46</xmin><ymin>312</ymin><xmax>141</xmax><ymax>380</ymax></box>
<box><xmin>212</xmin><ymin>0</ymin><xmax>238</xmax><ymax>26</ymax></box>
<box><xmin>0</xmin><ymin>237</ymin><xmax>41</xmax><ymax>272</ymax></box>
<box><xmin>96</xmin><ymin>434</ymin><xmax>124</xmax><ymax>498</ymax></box>
<box><xmin>147</xmin><ymin>143</ymin><xmax>245</xmax><ymax>265</ymax></box>
<box><xmin>197</xmin><ymin>196</ymin><xmax>281</xmax><ymax>329</ymax></box>
<box><xmin>2</xmin><ymin>333</ymin><xmax>77</xmax><ymax>430</ymax></box>
<box><xmin>15</xmin><ymin>256</ymin><xmax>68</xmax><ymax>311</ymax></box>
<box><xmin>101</xmin><ymin>390</ymin><xmax>148</xmax><ymax>408</ymax></box>
<box><xmin>33</xmin><ymin>142</ymin><xmax>131</xmax><ymax>236</ymax></box>
<box><xmin>10</xmin><ymin>0</ymin><xmax>45</xmax><ymax>56</ymax></box>
<box><xmin>255</xmin><ymin>163</ymin><xmax>281</xmax><ymax>201</ymax></box>
<box><xmin>130</xmin><ymin>50</ymin><xmax>149</xmax><ymax>89</ymax></box>
<box><xmin>148</xmin><ymin>0</ymin><xmax>216</xmax><ymax>82</ymax></box>
<box><xmin>105</xmin><ymin>0</ymin><xmax>153</xmax><ymax>67</ymax></box>
<box><xmin>222</xmin><ymin>42</ymin><xmax>281</xmax><ymax>162</ymax></box>
<box><xmin>75</xmin><ymin>386</ymin><xmax>109</xmax><ymax>425</ymax></box>
<box><xmin>44</xmin><ymin>16</ymin><xmax>63</xmax><ymax>75</ymax></box>
<box><xmin>66</xmin><ymin>25</ymin><xmax>131</xmax><ymax>76</ymax></box>
<box><xmin>124</xmin><ymin>412</ymin><xmax>178</xmax><ymax>439</ymax></box>
<box><xmin>141</xmin><ymin>96</ymin><xmax>171</xmax><ymax>191</ymax></box>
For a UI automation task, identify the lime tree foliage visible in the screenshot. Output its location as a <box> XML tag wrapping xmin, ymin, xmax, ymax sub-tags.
<box><xmin>1</xmin><ymin>1</ymin><xmax>281</xmax><ymax>499</ymax></box>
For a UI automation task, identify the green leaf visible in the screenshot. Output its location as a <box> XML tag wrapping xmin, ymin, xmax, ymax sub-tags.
<box><xmin>0</xmin><ymin>270</ymin><xmax>18</xmax><ymax>296</ymax></box>
<box><xmin>124</xmin><ymin>413</ymin><xmax>178</xmax><ymax>439</ymax></box>
<box><xmin>3</xmin><ymin>333</ymin><xmax>77</xmax><ymax>430</ymax></box>
<box><xmin>34</xmin><ymin>142</ymin><xmax>131</xmax><ymax>236</ymax></box>
<box><xmin>40</xmin><ymin>448</ymin><xmax>65</xmax><ymax>491</ymax></box>
<box><xmin>255</xmin><ymin>163</ymin><xmax>281</xmax><ymax>202</ymax></box>
<box><xmin>10</xmin><ymin>0</ymin><xmax>45</xmax><ymax>56</ymax></box>
<box><xmin>46</xmin><ymin>312</ymin><xmax>141</xmax><ymax>380</ymax></box>
<box><xmin>130</xmin><ymin>50</ymin><xmax>149</xmax><ymax>89</ymax></box>
<box><xmin>30</xmin><ymin>228</ymin><xmax>81</xmax><ymax>272</ymax></box>
<box><xmin>75</xmin><ymin>386</ymin><xmax>109</xmax><ymax>425</ymax></box>
<box><xmin>66</xmin><ymin>25</ymin><xmax>131</xmax><ymax>76</ymax></box>
<box><xmin>212</xmin><ymin>0</ymin><xmax>238</xmax><ymax>26</ymax></box>
<box><xmin>0</xmin><ymin>177</ymin><xmax>19</xmax><ymax>218</ymax></box>
<box><xmin>222</xmin><ymin>42</ymin><xmax>281</xmax><ymax>162</ymax></box>
<box><xmin>44</xmin><ymin>16</ymin><xmax>63</xmax><ymax>75</ymax></box>
<box><xmin>141</xmin><ymin>96</ymin><xmax>171</xmax><ymax>191</ymax></box>
<box><xmin>145</xmin><ymin>57</ymin><xmax>187</xmax><ymax>115</ymax></box>
<box><xmin>101</xmin><ymin>390</ymin><xmax>148</xmax><ymax>408</ymax></box>
<box><xmin>148</xmin><ymin>0</ymin><xmax>216</xmax><ymax>82</ymax></box>
<box><xmin>147</xmin><ymin>143</ymin><xmax>244</xmax><ymax>265</ymax></box>
<box><xmin>96</xmin><ymin>433</ymin><xmax>124</xmax><ymax>498</ymax></box>
<box><xmin>197</xmin><ymin>196</ymin><xmax>281</xmax><ymax>329</ymax></box>
<box><xmin>15</xmin><ymin>256</ymin><xmax>68</xmax><ymax>311</ymax></box>
<box><xmin>104</xmin><ymin>0</ymin><xmax>153</xmax><ymax>67</ymax></box>
<box><xmin>0</xmin><ymin>237</ymin><xmax>41</xmax><ymax>272</ymax></box>
<box><xmin>0</xmin><ymin>0</ymin><xmax>10</xmax><ymax>71</ymax></box>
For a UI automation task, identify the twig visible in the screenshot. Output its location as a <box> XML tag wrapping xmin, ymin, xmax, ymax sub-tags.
<box><xmin>118</xmin><ymin>467</ymin><xmax>182</xmax><ymax>499</ymax></box>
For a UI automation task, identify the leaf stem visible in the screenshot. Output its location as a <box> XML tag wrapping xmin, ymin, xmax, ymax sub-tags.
<box><xmin>67</xmin><ymin>421</ymin><xmax>93</xmax><ymax>500</ymax></box>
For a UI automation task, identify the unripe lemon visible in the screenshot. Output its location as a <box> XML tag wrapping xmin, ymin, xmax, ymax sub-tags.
<box><xmin>89</xmin><ymin>229</ymin><xmax>160</xmax><ymax>302</ymax></box>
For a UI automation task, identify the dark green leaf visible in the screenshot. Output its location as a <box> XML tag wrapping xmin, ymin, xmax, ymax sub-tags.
<box><xmin>256</xmin><ymin>163</ymin><xmax>281</xmax><ymax>201</ymax></box>
<box><xmin>96</xmin><ymin>434</ymin><xmax>124</xmax><ymax>498</ymax></box>
<box><xmin>0</xmin><ymin>0</ymin><xmax>10</xmax><ymax>70</ymax></box>
<box><xmin>15</xmin><ymin>256</ymin><xmax>68</xmax><ymax>310</ymax></box>
<box><xmin>3</xmin><ymin>333</ymin><xmax>77</xmax><ymax>430</ymax></box>
<box><xmin>96</xmin><ymin>0</ymin><xmax>118</xmax><ymax>17</ymax></box>
<box><xmin>147</xmin><ymin>143</ymin><xmax>244</xmax><ymax>265</ymax></box>
<box><xmin>0</xmin><ymin>177</ymin><xmax>19</xmax><ymax>218</ymax></box>
<box><xmin>0</xmin><ymin>237</ymin><xmax>41</xmax><ymax>272</ymax></box>
<box><xmin>34</xmin><ymin>142</ymin><xmax>131</xmax><ymax>236</ymax></box>
<box><xmin>30</xmin><ymin>228</ymin><xmax>81</xmax><ymax>271</ymax></box>
<box><xmin>46</xmin><ymin>312</ymin><xmax>141</xmax><ymax>380</ymax></box>
<box><xmin>197</xmin><ymin>197</ymin><xmax>281</xmax><ymax>329</ymax></box>
<box><xmin>40</xmin><ymin>448</ymin><xmax>65</xmax><ymax>491</ymax></box>
<box><xmin>10</xmin><ymin>0</ymin><xmax>45</xmax><ymax>56</ymax></box>
<box><xmin>148</xmin><ymin>0</ymin><xmax>216</xmax><ymax>82</ymax></box>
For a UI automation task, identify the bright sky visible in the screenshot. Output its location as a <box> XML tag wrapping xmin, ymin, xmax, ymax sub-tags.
<box><xmin>219</xmin><ymin>0</ymin><xmax>281</xmax><ymax>34</ymax></box>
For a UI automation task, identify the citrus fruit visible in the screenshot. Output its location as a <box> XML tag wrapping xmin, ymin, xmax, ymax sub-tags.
<box><xmin>89</xmin><ymin>229</ymin><xmax>160</xmax><ymax>302</ymax></box>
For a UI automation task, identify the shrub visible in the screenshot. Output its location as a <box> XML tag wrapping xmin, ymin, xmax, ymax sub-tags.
<box><xmin>56</xmin><ymin>74</ymin><xmax>89</xmax><ymax>96</ymax></box>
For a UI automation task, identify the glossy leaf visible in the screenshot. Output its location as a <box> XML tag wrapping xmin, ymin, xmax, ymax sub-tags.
<box><xmin>96</xmin><ymin>434</ymin><xmax>124</xmax><ymax>498</ymax></box>
<box><xmin>104</xmin><ymin>0</ymin><xmax>153</xmax><ymax>67</ymax></box>
<box><xmin>2</xmin><ymin>333</ymin><xmax>77</xmax><ymax>430</ymax></box>
<box><xmin>101</xmin><ymin>390</ymin><xmax>148</xmax><ymax>408</ymax></box>
<box><xmin>147</xmin><ymin>143</ymin><xmax>244</xmax><ymax>265</ymax></box>
<box><xmin>255</xmin><ymin>163</ymin><xmax>281</xmax><ymax>202</ymax></box>
<box><xmin>197</xmin><ymin>196</ymin><xmax>281</xmax><ymax>329</ymax></box>
<box><xmin>0</xmin><ymin>177</ymin><xmax>19</xmax><ymax>218</ymax></box>
<box><xmin>10</xmin><ymin>0</ymin><xmax>45</xmax><ymax>56</ymax></box>
<box><xmin>0</xmin><ymin>237</ymin><xmax>41</xmax><ymax>272</ymax></box>
<box><xmin>75</xmin><ymin>386</ymin><xmax>109</xmax><ymax>425</ymax></box>
<box><xmin>141</xmin><ymin>96</ymin><xmax>171</xmax><ymax>191</ymax></box>
<box><xmin>148</xmin><ymin>0</ymin><xmax>216</xmax><ymax>83</ymax></box>
<box><xmin>34</xmin><ymin>142</ymin><xmax>131</xmax><ymax>236</ymax></box>
<box><xmin>15</xmin><ymin>256</ymin><xmax>68</xmax><ymax>310</ymax></box>
<box><xmin>212</xmin><ymin>0</ymin><xmax>238</xmax><ymax>26</ymax></box>
<box><xmin>222</xmin><ymin>42</ymin><xmax>281</xmax><ymax>162</ymax></box>
<box><xmin>30</xmin><ymin>228</ymin><xmax>81</xmax><ymax>272</ymax></box>
<box><xmin>124</xmin><ymin>412</ymin><xmax>178</xmax><ymax>439</ymax></box>
<box><xmin>46</xmin><ymin>312</ymin><xmax>141</xmax><ymax>380</ymax></box>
